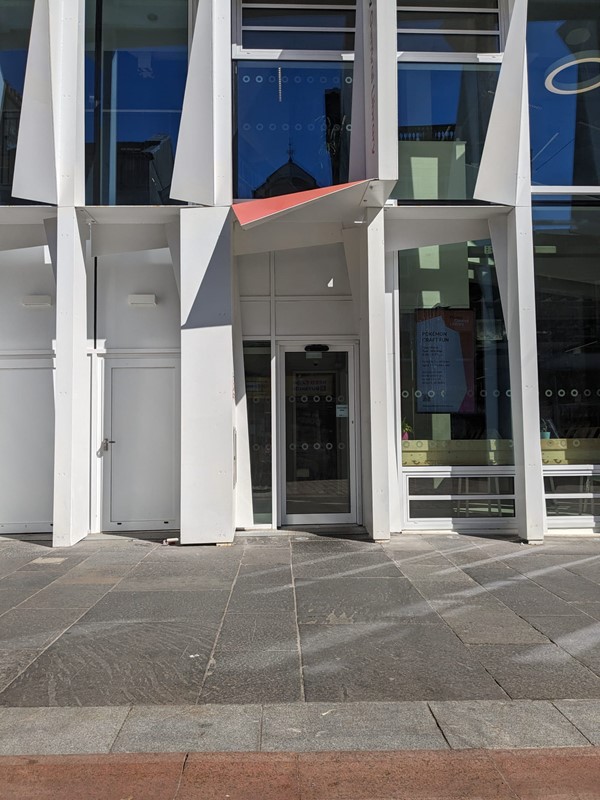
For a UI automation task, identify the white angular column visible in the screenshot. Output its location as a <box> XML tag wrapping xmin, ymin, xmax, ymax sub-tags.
<box><xmin>490</xmin><ymin>208</ymin><xmax>546</xmax><ymax>542</ymax></box>
<box><xmin>361</xmin><ymin>208</ymin><xmax>391</xmax><ymax>539</ymax></box>
<box><xmin>51</xmin><ymin>207</ymin><xmax>90</xmax><ymax>547</ymax></box>
<box><xmin>180</xmin><ymin>208</ymin><xmax>235</xmax><ymax>544</ymax></box>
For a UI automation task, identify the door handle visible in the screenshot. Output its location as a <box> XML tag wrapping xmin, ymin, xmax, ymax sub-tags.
<box><xmin>101</xmin><ymin>438</ymin><xmax>116</xmax><ymax>451</ymax></box>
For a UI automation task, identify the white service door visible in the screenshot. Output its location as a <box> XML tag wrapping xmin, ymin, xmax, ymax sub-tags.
<box><xmin>103</xmin><ymin>359</ymin><xmax>180</xmax><ymax>531</ymax></box>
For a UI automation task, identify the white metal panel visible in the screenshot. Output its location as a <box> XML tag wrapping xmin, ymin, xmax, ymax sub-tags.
<box><xmin>240</xmin><ymin>300</ymin><xmax>271</xmax><ymax>337</ymax></box>
<box><xmin>274</xmin><ymin>244</ymin><xmax>351</xmax><ymax>296</ymax></box>
<box><xmin>238</xmin><ymin>252</ymin><xmax>271</xmax><ymax>297</ymax></box>
<box><xmin>103</xmin><ymin>361</ymin><xmax>180</xmax><ymax>530</ymax></box>
<box><xmin>275</xmin><ymin>299</ymin><xmax>356</xmax><ymax>336</ymax></box>
<box><xmin>171</xmin><ymin>0</ymin><xmax>232</xmax><ymax>205</ymax></box>
<box><xmin>0</xmin><ymin>248</ymin><xmax>56</xmax><ymax>351</ymax></box>
<box><xmin>0</xmin><ymin>362</ymin><xmax>54</xmax><ymax>531</ymax></box>
<box><xmin>91</xmin><ymin>225</ymin><xmax>169</xmax><ymax>257</ymax></box>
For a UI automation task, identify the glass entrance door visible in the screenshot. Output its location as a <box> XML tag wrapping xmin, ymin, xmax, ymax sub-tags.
<box><xmin>281</xmin><ymin>346</ymin><xmax>357</xmax><ymax>524</ymax></box>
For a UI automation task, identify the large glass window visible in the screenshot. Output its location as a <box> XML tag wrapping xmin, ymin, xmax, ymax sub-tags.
<box><xmin>85</xmin><ymin>0</ymin><xmax>188</xmax><ymax>205</ymax></box>
<box><xmin>534</xmin><ymin>201</ymin><xmax>600</xmax><ymax>466</ymax></box>
<box><xmin>528</xmin><ymin>0</ymin><xmax>600</xmax><ymax>187</ymax></box>
<box><xmin>0</xmin><ymin>0</ymin><xmax>35</xmax><ymax>204</ymax></box>
<box><xmin>397</xmin><ymin>0</ymin><xmax>501</xmax><ymax>53</ymax></box>
<box><xmin>399</xmin><ymin>240</ymin><xmax>513</xmax><ymax>467</ymax></box>
<box><xmin>244</xmin><ymin>342</ymin><xmax>272</xmax><ymax>524</ymax></box>
<box><xmin>235</xmin><ymin>61</ymin><xmax>352</xmax><ymax>199</ymax></box>
<box><xmin>392</xmin><ymin>63</ymin><xmax>499</xmax><ymax>201</ymax></box>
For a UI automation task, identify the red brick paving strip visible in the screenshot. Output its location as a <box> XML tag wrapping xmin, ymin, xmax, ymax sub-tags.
<box><xmin>0</xmin><ymin>749</ymin><xmax>599</xmax><ymax>799</ymax></box>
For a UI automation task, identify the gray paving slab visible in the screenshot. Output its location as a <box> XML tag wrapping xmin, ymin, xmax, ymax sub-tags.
<box><xmin>524</xmin><ymin>568</ymin><xmax>600</xmax><ymax>602</ymax></box>
<box><xmin>112</xmin><ymin>704</ymin><xmax>262</xmax><ymax>752</ymax></box>
<box><xmin>0</xmin><ymin>608</ymin><xmax>86</xmax><ymax>651</ymax></box>
<box><xmin>468</xmin><ymin>643</ymin><xmax>600</xmax><ymax>699</ymax></box>
<box><xmin>0</xmin><ymin>590</ymin><xmax>39</xmax><ymax>616</ymax></box>
<box><xmin>436</xmin><ymin>605</ymin><xmax>550</xmax><ymax>645</ymax></box>
<box><xmin>292</xmin><ymin>550</ymin><xmax>401</xmax><ymax>579</ymax></box>
<box><xmin>295</xmin><ymin>577</ymin><xmax>439</xmax><ymax>624</ymax></box>
<box><xmin>0</xmin><ymin>620</ymin><xmax>219</xmax><ymax>706</ymax></box>
<box><xmin>227</xmin><ymin>573</ymin><xmax>295</xmax><ymax>613</ymax></box>
<box><xmin>299</xmin><ymin>622</ymin><xmax>507</xmax><ymax>702</ymax></box>
<box><xmin>215</xmin><ymin>612</ymin><xmax>298</xmax><ymax>651</ymax></box>
<box><xmin>395</xmin><ymin>564</ymin><xmax>472</xmax><ymax>582</ymax></box>
<box><xmin>17</xmin><ymin>583</ymin><xmax>111</xmax><ymax>609</ymax></box>
<box><xmin>129</xmin><ymin>559</ymin><xmax>241</xmax><ymax>581</ymax></box>
<box><xmin>564</xmin><ymin>562</ymin><xmax>600</xmax><ymax>584</ymax></box>
<box><xmin>0</xmin><ymin>706</ymin><xmax>129</xmax><ymax>755</ymax></box>
<box><xmin>429</xmin><ymin>700</ymin><xmax>590</xmax><ymax>749</ymax></box>
<box><xmin>0</xmin><ymin>571</ymin><xmax>59</xmax><ymax>593</ymax></box>
<box><xmin>261</xmin><ymin>701</ymin><xmax>447</xmax><ymax>751</ymax></box>
<box><xmin>0</xmin><ymin>650</ymin><xmax>40</xmax><ymax>693</ymax></box>
<box><xmin>199</xmin><ymin>649</ymin><xmax>303</xmax><ymax>704</ymax></box>
<box><xmin>572</xmin><ymin>602</ymin><xmax>600</xmax><ymax>621</ymax></box>
<box><xmin>554</xmin><ymin>699</ymin><xmax>600</xmax><ymax>745</ymax></box>
<box><xmin>78</xmin><ymin>589</ymin><xmax>230</xmax><ymax>623</ymax></box>
<box><xmin>52</xmin><ymin>564</ymin><xmax>134</xmax><ymax>585</ymax></box>
<box><xmin>241</xmin><ymin>546</ymin><xmax>292</xmax><ymax>566</ymax></box>
<box><xmin>481</xmin><ymin>581</ymin><xmax>582</xmax><ymax>618</ymax></box>
<box><xmin>261</xmin><ymin>702</ymin><xmax>448</xmax><ymax>752</ymax></box>
<box><xmin>526</xmin><ymin>615</ymin><xmax>600</xmax><ymax>674</ymax></box>
<box><xmin>113</xmin><ymin>573</ymin><xmax>234</xmax><ymax>591</ymax></box>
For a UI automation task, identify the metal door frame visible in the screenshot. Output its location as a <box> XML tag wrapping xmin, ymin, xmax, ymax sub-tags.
<box><xmin>277</xmin><ymin>342</ymin><xmax>360</xmax><ymax>526</ymax></box>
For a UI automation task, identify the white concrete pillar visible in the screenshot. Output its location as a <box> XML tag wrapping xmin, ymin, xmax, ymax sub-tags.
<box><xmin>490</xmin><ymin>208</ymin><xmax>546</xmax><ymax>542</ymax></box>
<box><xmin>50</xmin><ymin>207</ymin><xmax>90</xmax><ymax>547</ymax></box>
<box><xmin>361</xmin><ymin>208</ymin><xmax>391</xmax><ymax>539</ymax></box>
<box><xmin>179</xmin><ymin>207</ymin><xmax>235</xmax><ymax>544</ymax></box>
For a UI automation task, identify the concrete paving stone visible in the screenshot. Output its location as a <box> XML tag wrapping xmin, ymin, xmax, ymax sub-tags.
<box><xmin>0</xmin><ymin>556</ymin><xmax>47</xmax><ymax>579</ymax></box>
<box><xmin>261</xmin><ymin>701</ymin><xmax>448</xmax><ymax>751</ymax></box>
<box><xmin>0</xmin><ymin>707</ymin><xmax>129</xmax><ymax>755</ymax></box>
<box><xmin>200</xmin><ymin>649</ymin><xmax>303</xmax><ymax>704</ymax></box>
<box><xmin>491</xmin><ymin>748</ymin><xmax>600</xmax><ymax>800</ymax></box>
<box><xmin>297</xmin><ymin>750</ymin><xmax>516</xmax><ymax>800</ymax></box>
<box><xmin>526</xmin><ymin>615</ymin><xmax>600</xmax><ymax>674</ymax></box>
<box><xmin>384</xmin><ymin>536</ymin><xmax>437</xmax><ymax>551</ymax></box>
<box><xmin>292</xmin><ymin>551</ymin><xmax>401</xmax><ymax>579</ymax></box>
<box><xmin>429</xmin><ymin>700</ymin><xmax>590</xmax><ymax>749</ymax></box>
<box><xmin>227</xmin><ymin>575</ymin><xmax>296</xmax><ymax>613</ymax></box>
<box><xmin>0</xmin><ymin>753</ymin><xmax>186</xmax><ymax>800</ymax></box>
<box><xmin>462</xmin><ymin>564</ymin><xmax>524</xmax><ymax>584</ymax></box>
<box><xmin>523</xmin><ymin>568</ymin><xmax>600</xmax><ymax>603</ymax></box>
<box><xmin>0</xmin><ymin>650</ymin><xmax>40</xmax><ymax>693</ymax></box>
<box><xmin>539</xmin><ymin>540</ymin><xmax>600</xmax><ymax>555</ymax></box>
<box><xmin>15</xmin><ymin>552</ymin><xmax>93</xmax><ymax>574</ymax></box>
<box><xmin>0</xmin><ymin>608</ymin><xmax>85</xmax><ymax>651</ymax></box>
<box><xmin>238</xmin><ymin>563</ymin><xmax>294</xmax><ymax>581</ymax></box>
<box><xmin>128</xmin><ymin>559</ymin><xmax>241</xmax><ymax>580</ymax></box>
<box><xmin>437</xmin><ymin>605</ymin><xmax>550</xmax><ymax>645</ymax></box>
<box><xmin>74</xmin><ymin>549</ymin><xmax>153</xmax><ymax>567</ymax></box>
<box><xmin>299</xmin><ymin>622</ymin><xmax>507</xmax><ymax>702</ymax></box>
<box><xmin>405</xmin><ymin>579</ymin><xmax>503</xmax><ymax>609</ymax></box>
<box><xmin>113</xmin><ymin>573</ymin><xmax>234</xmax><ymax>591</ymax></box>
<box><xmin>295</xmin><ymin>577</ymin><xmax>439</xmax><ymax>624</ymax></box>
<box><xmin>0</xmin><ymin>620</ymin><xmax>218</xmax><ymax>706</ymax></box>
<box><xmin>178</xmin><ymin>753</ymin><xmax>300</xmax><ymax>800</ymax></box>
<box><xmin>17</xmin><ymin>583</ymin><xmax>111</xmax><ymax>609</ymax></box>
<box><xmin>385</xmin><ymin>553</ymin><xmax>456</xmax><ymax>569</ymax></box>
<box><xmin>468</xmin><ymin>643</ymin><xmax>600</xmax><ymax>699</ymax></box>
<box><xmin>482</xmin><ymin>581</ymin><xmax>581</xmax><ymax>618</ymax></box>
<box><xmin>0</xmin><ymin>589</ymin><xmax>40</xmax><ymax>616</ymax></box>
<box><xmin>395</xmin><ymin>563</ymin><xmax>472</xmax><ymax>581</ymax></box>
<box><xmin>238</xmin><ymin>535</ymin><xmax>290</xmax><ymax>546</ymax></box>
<box><xmin>564</xmin><ymin>561</ymin><xmax>600</xmax><ymax>584</ymax></box>
<box><xmin>242</xmin><ymin>546</ymin><xmax>292</xmax><ymax>565</ymax></box>
<box><xmin>554</xmin><ymin>699</ymin><xmax>600</xmax><ymax>745</ymax></box>
<box><xmin>78</xmin><ymin>589</ymin><xmax>230</xmax><ymax>623</ymax></box>
<box><xmin>290</xmin><ymin>539</ymin><xmax>377</xmax><ymax>555</ymax></box>
<box><xmin>51</xmin><ymin>564</ymin><xmax>134</xmax><ymax>585</ymax></box>
<box><xmin>0</xmin><ymin>572</ymin><xmax>60</xmax><ymax>593</ymax></box>
<box><xmin>112</xmin><ymin>704</ymin><xmax>262</xmax><ymax>752</ymax></box>
<box><xmin>216</xmin><ymin>612</ymin><xmax>298</xmax><ymax>651</ymax></box>
<box><xmin>572</xmin><ymin>601</ymin><xmax>600</xmax><ymax>621</ymax></box>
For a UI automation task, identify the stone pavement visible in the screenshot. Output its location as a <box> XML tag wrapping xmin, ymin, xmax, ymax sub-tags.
<box><xmin>0</xmin><ymin>531</ymin><xmax>600</xmax><ymax>756</ymax></box>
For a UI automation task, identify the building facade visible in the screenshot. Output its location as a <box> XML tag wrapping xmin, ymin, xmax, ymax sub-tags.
<box><xmin>0</xmin><ymin>0</ymin><xmax>599</xmax><ymax>546</ymax></box>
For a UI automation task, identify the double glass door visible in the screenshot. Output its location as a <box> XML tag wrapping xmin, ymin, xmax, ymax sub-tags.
<box><xmin>281</xmin><ymin>345</ymin><xmax>357</xmax><ymax>525</ymax></box>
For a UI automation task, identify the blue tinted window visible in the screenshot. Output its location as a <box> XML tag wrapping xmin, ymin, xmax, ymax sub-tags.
<box><xmin>0</xmin><ymin>0</ymin><xmax>35</xmax><ymax>204</ymax></box>
<box><xmin>85</xmin><ymin>0</ymin><xmax>188</xmax><ymax>205</ymax></box>
<box><xmin>235</xmin><ymin>62</ymin><xmax>353</xmax><ymax>199</ymax></box>
<box><xmin>528</xmin><ymin>1</ymin><xmax>600</xmax><ymax>186</ymax></box>
<box><xmin>393</xmin><ymin>63</ymin><xmax>499</xmax><ymax>201</ymax></box>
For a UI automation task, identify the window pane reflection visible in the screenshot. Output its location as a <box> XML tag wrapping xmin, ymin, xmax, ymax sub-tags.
<box><xmin>244</xmin><ymin>342</ymin><xmax>272</xmax><ymax>524</ymax></box>
<box><xmin>235</xmin><ymin>61</ymin><xmax>352</xmax><ymax>200</ymax></box>
<box><xmin>400</xmin><ymin>240</ymin><xmax>513</xmax><ymax>467</ymax></box>
<box><xmin>85</xmin><ymin>0</ymin><xmax>188</xmax><ymax>205</ymax></box>
<box><xmin>534</xmin><ymin>203</ymin><xmax>600</xmax><ymax>466</ymax></box>
<box><xmin>0</xmin><ymin>0</ymin><xmax>35</xmax><ymax>204</ymax></box>
<box><xmin>393</xmin><ymin>64</ymin><xmax>499</xmax><ymax>201</ymax></box>
<box><xmin>528</xmin><ymin>0</ymin><xmax>600</xmax><ymax>186</ymax></box>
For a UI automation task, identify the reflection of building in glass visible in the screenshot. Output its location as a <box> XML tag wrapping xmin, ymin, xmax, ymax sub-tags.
<box><xmin>0</xmin><ymin>77</ymin><xmax>21</xmax><ymax>203</ymax></box>
<box><xmin>253</xmin><ymin>148</ymin><xmax>318</xmax><ymax>198</ymax></box>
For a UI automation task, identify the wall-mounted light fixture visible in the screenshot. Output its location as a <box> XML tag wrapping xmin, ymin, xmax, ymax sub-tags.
<box><xmin>128</xmin><ymin>294</ymin><xmax>157</xmax><ymax>307</ymax></box>
<box><xmin>22</xmin><ymin>295</ymin><xmax>52</xmax><ymax>308</ymax></box>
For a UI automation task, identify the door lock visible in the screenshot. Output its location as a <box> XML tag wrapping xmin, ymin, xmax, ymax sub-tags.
<box><xmin>101</xmin><ymin>438</ymin><xmax>116</xmax><ymax>451</ymax></box>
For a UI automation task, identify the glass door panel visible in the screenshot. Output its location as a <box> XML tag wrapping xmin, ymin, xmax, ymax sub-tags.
<box><xmin>283</xmin><ymin>349</ymin><xmax>355</xmax><ymax>522</ymax></box>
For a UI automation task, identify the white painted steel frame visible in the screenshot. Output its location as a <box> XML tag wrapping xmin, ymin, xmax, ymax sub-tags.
<box><xmin>277</xmin><ymin>342</ymin><xmax>361</xmax><ymax>526</ymax></box>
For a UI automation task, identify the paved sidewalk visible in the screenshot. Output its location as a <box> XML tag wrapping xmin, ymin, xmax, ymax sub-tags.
<box><xmin>0</xmin><ymin>531</ymin><xmax>600</xmax><ymax>754</ymax></box>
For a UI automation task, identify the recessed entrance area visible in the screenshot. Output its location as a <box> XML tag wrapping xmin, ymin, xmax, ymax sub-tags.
<box><xmin>280</xmin><ymin>344</ymin><xmax>358</xmax><ymax>526</ymax></box>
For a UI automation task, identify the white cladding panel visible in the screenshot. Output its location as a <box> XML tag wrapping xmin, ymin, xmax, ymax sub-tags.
<box><xmin>238</xmin><ymin>252</ymin><xmax>270</xmax><ymax>297</ymax></box>
<box><xmin>274</xmin><ymin>244</ymin><xmax>351</xmax><ymax>296</ymax></box>
<box><xmin>107</xmin><ymin>364</ymin><xmax>179</xmax><ymax>525</ymax></box>
<box><xmin>95</xmin><ymin>250</ymin><xmax>180</xmax><ymax>349</ymax></box>
<box><xmin>276</xmin><ymin>299</ymin><xmax>355</xmax><ymax>336</ymax></box>
<box><xmin>240</xmin><ymin>299</ymin><xmax>271</xmax><ymax>337</ymax></box>
<box><xmin>0</xmin><ymin>365</ymin><xmax>54</xmax><ymax>526</ymax></box>
<box><xmin>0</xmin><ymin>249</ymin><xmax>56</xmax><ymax>351</ymax></box>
